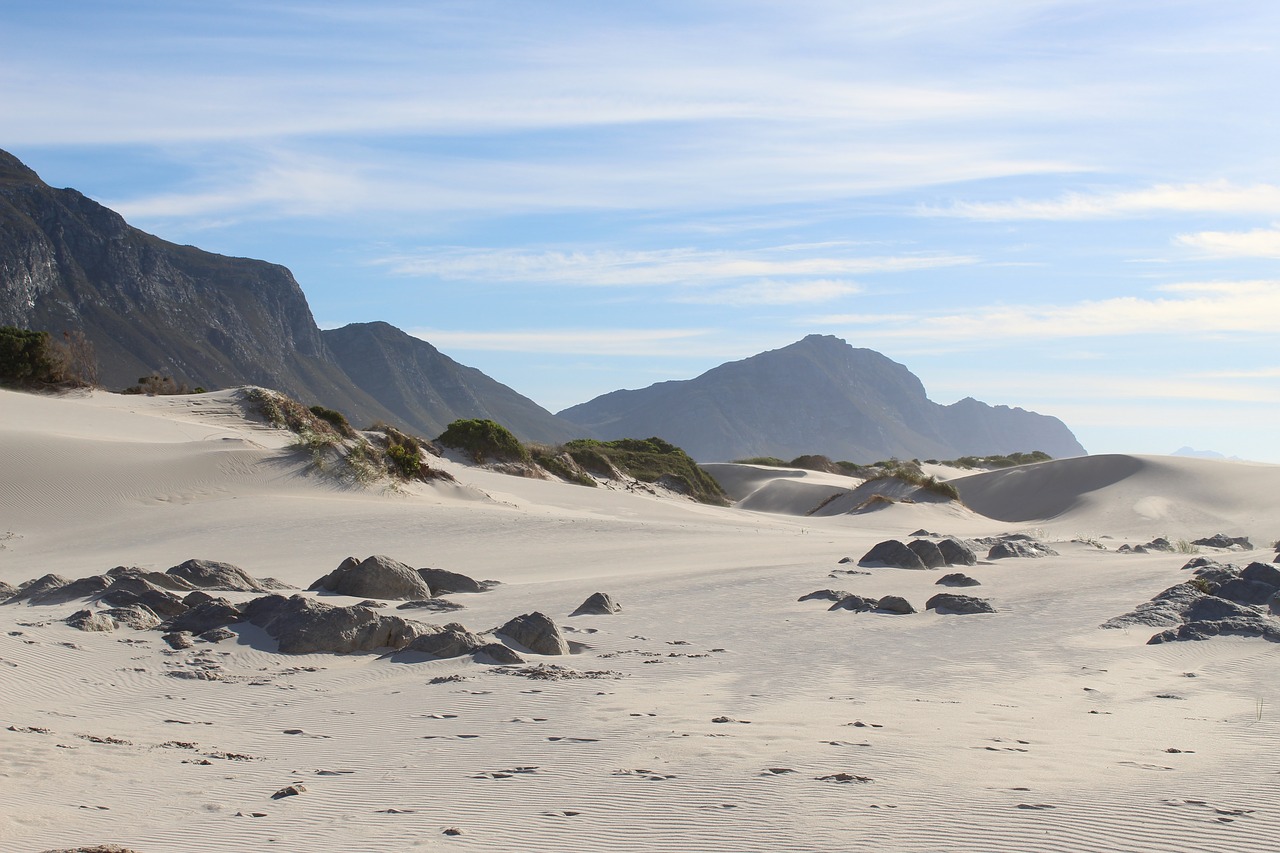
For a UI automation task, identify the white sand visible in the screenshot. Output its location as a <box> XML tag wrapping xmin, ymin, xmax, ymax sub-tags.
<box><xmin>2</xmin><ymin>388</ymin><xmax>1278</xmax><ymax>852</ymax></box>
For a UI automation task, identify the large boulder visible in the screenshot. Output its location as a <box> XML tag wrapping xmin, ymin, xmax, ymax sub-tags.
<box><xmin>28</xmin><ymin>575</ymin><xmax>112</xmax><ymax>605</ymax></box>
<box><xmin>906</xmin><ymin>540</ymin><xmax>946</xmax><ymax>569</ymax></box>
<box><xmin>497</xmin><ymin>612</ymin><xmax>569</xmax><ymax>655</ymax></box>
<box><xmin>858</xmin><ymin>540</ymin><xmax>926</xmax><ymax>570</ymax></box>
<box><xmin>988</xmin><ymin>540</ymin><xmax>1058</xmax><ymax>559</ymax></box>
<box><xmin>1191</xmin><ymin>533</ymin><xmax>1252</xmax><ymax>550</ymax></box>
<box><xmin>166</xmin><ymin>559</ymin><xmax>270</xmax><ymax>592</ymax></box>
<box><xmin>926</xmin><ymin>593</ymin><xmax>996</xmax><ymax>614</ymax></box>
<box><xmin>310</xmin><ymin>556</ymin><xmax>433</xmax><ymax>601</ymax></box>
<box><xmin>66</xmin><ymin>605</ymin><xmax>162</xmax><ymax>632</ymax></box>
<box><xmin>937</xmin><ymin>538</ymin><xmax>978</xmax><ymax>566</ymax></box>
<box><xmin>243</xmin><ymin>594</ymin><xmax>427</xmax><ymax>654</ymax></box>
<box><xmin>1149</xmin><ymin>617</ymin><xmax>1280</xmax><ymax>644</ymax></box>
<box><xmin>417</xmin><ymin>567</ymin><xmax>492</xmax><ymax>595</ymax></box>
<box><xmin>829</xmin><ymin>595</ymin><xmax>879</xmax><ymax>612</ymax></box>
<box><xmin>571</xmin><ymin>592</ymin><xmax>622</xmax><ymax>615</ymax></box>
<box><xmin>398</xmin><ymin>623</ymin><xmax>521</xmax><ymax>663</ymax></box>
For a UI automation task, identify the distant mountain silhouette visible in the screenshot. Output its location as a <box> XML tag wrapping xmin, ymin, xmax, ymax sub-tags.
<box><xmin>0</xmin><ymin>148</ymin><xmax>581</xmax><ymax>443</ymax></box>
<box><xmin>558</xmin><ymin>335</ymin><xmax>1085</xmax><ymax>462</ymax></box>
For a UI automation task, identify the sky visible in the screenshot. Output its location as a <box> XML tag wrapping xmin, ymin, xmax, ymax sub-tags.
<box><xmin>3</xmin><ymin>0</ymin><xmax>1279</xmax><ymax>461</ymax></box>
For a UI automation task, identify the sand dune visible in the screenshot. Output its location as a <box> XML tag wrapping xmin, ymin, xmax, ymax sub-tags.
<box><xmin>2</xmin><ymin>388</ymin><xmax>1279</xmax><ymax>852</ymax></box>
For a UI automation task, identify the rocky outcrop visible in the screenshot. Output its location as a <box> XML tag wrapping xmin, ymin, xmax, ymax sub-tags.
<box><xmin>67</xmin><ymin>605</ymin><xmax>162</xmax><ymax>632</ymax></box>
<box><xmin>570</xmin><ymin>592</ymin><xmax>622</xmax><ymax>616</ymax></box>
<box><xmin>987</xmin><ymin>540</ymin><xmax>1058</xmax><ymax>560</ymax></box>
<box><xmin>497</xmin><ymin>612</ymin><xmax>569</xmax><ymax>655</ymax></box>
<box><xmin>3</xmin><ymin>574</ymin><xmax>75</xmax><ymax>604</ymax></box>
<box><xmin>164</xmin><ymin>599</ymin><xmax>244</xmax><ymax>635</ymax></box>
<box><xmin>557</xmin><ymin>334</ymin><xmax>1084</xmax><ymax>462</ymax></box>
<box><xmin>398</xmin><ymin>623</ymin><xmax>523</xmax><ymax>663</ymax></box>
<box><xmin>309</xmin><ymin>555</ymin><xmax>434</xmax><ymax>601</ymax></box>
<box><xmin>1191</xmin><ymin>533</ymin><xmax>1253</xmax><ymax>550</ymax></box>
<box><xmin>166</xmin><ymin>559</ymin><xmax>270</xmax><ymax>593</ymax></box>
<box><xmin>243</xmin><ymin>594</ymin><xmax>427</xmax><ymax>654</ymax></box>
<box><xmin>926</xmin><ymin>593</ymin><xmax>996</xmax><ymax>614</ymax></box>
<box><xmin>1105</xmin><ymin>561</ymin><xmax>1280</xmax><ymax>643</ymax></box>
<box><xmin>906</xmin><ymin>540</ymin><xmax>946</xmax><ymax>569</ymax></box>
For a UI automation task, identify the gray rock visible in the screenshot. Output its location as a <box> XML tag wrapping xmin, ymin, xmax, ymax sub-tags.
<box><xmin>1215</xmin><ymin>578</ymin><xmax>1279</xmax><ymax>607</ymax></box>
<box><xmin>401</xmin><ymin>623</ymin><xmax>490</xmax><ymax>658</ymax></box>
<box><xmin>936</xmin><ymin>573</ymin><xmax>981</xmax><ymax>587</ymax></box>
<box><xmin>497</xmin><ymin>612</ymin><xmax>569</xmax><ymax>655</ymax></box>
<box><xmin>182</xmin><ymin>590</ymin><xmax>218</xmax><ymax>607</ymax></box>
<box><xmin>907</xmin><ymin>539</ymin><xmax>946</xmax><ymax>569</ymax></box>
<box><xmin>417</xmin><ymin>567</ymin><xmax>492</xmax><ymax>594</ymax></box>
<box><xmin>1181</xmin><ymin>556</ymin><xmax>1222</xmax><ymax>570</ymax></box>
<box><xmin>1243</xmin><ymin>561</ymin><xmax>1280</xmax><ymax>587</ymax></box>
<box><xmin>104</xmin><ymin>605</ymin><xmax>163</xmax><ymax>630</ymax></box>
<box><xmin>1148</xmin><ymin>617</ymin><xmax>1280</xmax><ymax>644</ymax></box>
<box><xmin>1191</xmin><ymin>533</ymin><xmax>1252</xmax><ymax>550</ymax></box>
<box><xmin>105</xmin><ymin>566</ymin><xmax>195</xmax><ymax>591</ymax></box>
<box><xmin>858</xmin><ymin>540</ymin><xmax>926</xmax><ymax>570</ymax></box>
<box><xmin>396</xmin><ymin>598</ymin><xmax>464</xmax><ymax>612</ymax></box>
<box><xmin>1184</xmin><ymin>596</ymin><xmax>1264</xmax><ymax>623</ymax></box>
<box><xmin>4</xmin><ymin>574</ymin><xmax>72</xmax><ymax>604</ymax></box>
<box><xmin>200</xmin><ymin>627</ymin><xmax>236</xmax><ymax>643</ymax></box>
<box><xmin>162</xmin><ymin>632</ymin><xmax>194</xmax><ymax>650</ymax></box>
<box><xmin>799</xmin><ymin>589</ymin><xmax>853</xmax><ymax>602</ymax></box>
<box><xmin>926</xmin><ymin>593</ymin><xmax>996</xmax><ymax>614</ymax></box>
<box><xmin>31</xmin><ymin>574</ymin><xmax>112</xmax><ymax>604</ymax></box>
<box><xmin>164</xmin><ymin>600</ymin><xmax>243</xmax><ymax>634</ymax></box>
<box><xmin>475</xmin><ymin>643</ymin><xmax>524</xmax><ymax>664</ymax></box>
<box><xmin>98</xmin><ymin>579</ymin><xmax>188</xmax><ymax>619</ymax></box>
<box><xmin>988</xmin><ymin>541</ymin><xmax>1058</xmax><ymax>559</ymax></box>
<box><xmin>355</xmin><ymin>599</ymin><xmax>386</xmax><ymax>608</ymax></box>
<box><xmin>243</xmin><ymin>594</ymin><xmax>427</xmax><ymax>654</ymax></box>
<box><xmin>167</xmin><ymin>559</ymin><xmax>270</xmax><ymax>592</ymax></box>
<box><xmin>571</xmin><ymin>592</ymin><xmax>622</xmax><ymax>615</ymax></box>
<box><xmin>309</xmin><ymin>555</ymin><xmax>433</xmax><ymax>601</ymax></box>
<box><xmin>829</xmin><ymin>595</ymin><xmax>879</xmax><ymax>612</ymax></box>
<box><xmin>1271</xmin><ymin>591</ymin><xmax>1280</xmax><ymax>617</ymax></box>
<box><xmin>65</xmin><ymin>609</ymin><xmax>117</xmax><ymax>632</ymax></box>
<box><xmin>40</xmin><ymin>845</ymin><xmax>148</xmax><ymax>853</ymax></box>
<box><xmin>937</xmin><ymin>538</ymin><xmax>978</xmax><ymax>566</ymax></box>
<box><xmin>875</xmin><ymin>595</ymin><xmax>916</xmax><ymax>614</ymax></box>
<box><xmin>1141</xmin><ymin>537</ymin><xmax>1175</xmax><ymax>552</ymax></box>
<box><xmin>0</xmin><ymin>581</ymin><xmax>15</xmax><ymax>601</ymax></box>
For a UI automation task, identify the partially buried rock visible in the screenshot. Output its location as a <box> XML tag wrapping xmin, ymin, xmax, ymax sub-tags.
<box><xmin>937</xmin><ymin>538</ymin><xmax>978</xmax><ymax>566</ymax></box>
<box><xmin>417</xmin><ymin>567</ymin><xmax>493</xmax><ymax>594</ymax></box>
<box><xmin>164</xmin><ymin>599</ymin><xmax>243</xmax><ymax>635</ymax></box>
<box><xmin>0</xmin><ymin>581</ymin><xmax>15</xmax><ymax>602</ymax></box>
<box><xmin>1191</xmin><ymin>533</ymin><xmax>1252</xmax><ymax>550</ymax></box>
<box><xmin>271</xmin><ymin>784</ymin><xmax>306</xmax><ymax>800</ymax></box>
<box><xmin>66</xmin><ymin>605</ymin><xmax>162</xmax><ymax>632</ymax></box>
<box><xmin>5</xmin><ymin>574</ymin><xmax>74</xmax><ymax>605</ymax></box>
<box><xmin>399</xmin><ymin>623</ymin><xmax>522</xmax><ymax>663</ymax></box>
<box><xmin>988</xmin><ymin>541</ymin><xmax>1058</xmax><ymax>560</ymax></box>
<box><xmin>309</xmin><ymin>555</ymin><xmax>433</xmax><ymax>601</ymax></box>
<box><xmin>497</xmin><ymin>612</ymin><xmax>569</xmax><ymax>655</ymax></box>
<box><xmin>200</xmin><ymin>627</ymin><xmax>236</xmax><ymax>643</ymax></box>
<box><xmin>242</xmin><ymin>594</ymin><xmax>426</xmax><ymax>654</ymax></box>
<box><xmin>875</xmin><ymin>595</ymin><xmax>916</xmax><ymax>615</ymax></box>
<box><xmin>166</xmin><ymin>559</ymin><xmax>270</xmax><ymax>592</ymax></box>
<box><xmin>906</xmin><ymin>539</ymin><xmax>946</xmax><ymax>569</ymax></box>
<box><xmin>65</xmin><ymin>609</ymin><xmax>119</xmax><ymax>632</ymax></box>
<box><xmin>98</xmin><ymin>579</ymin><xmax>187</xmax><ymax>619</ymax></box>
<box><xmin>926</xmin><ymin>593</ymin><xmax>996</xmax><ymax>614</ymax></box>
<box><xmin>1149</xmin><ymin>617</ymin><xmax>1280</xmax><ymax>644</ymax></box>
<box><xmin>26</xmin><ymin>574</ymin><xmax>111</xmax><ymax>605</ymax></box>
<box><xmin>829</xmin><ymin>595</ymin><xmax>879</xmax><ymax>612</ymax></box>
<box><xmin>936</xmin><ymin>573</ymin><xmax>981</xmax><ymax>587</ymax></box>
<box><xmin>40</xmin><ymin>846</ymin><xmax>147</xmax><ymax>853</ymax></box>
<box><xmin>162</xmin><ymin>632</ymin><xmax>194</xmax><ymax>650</ymax></box>
<box><xmin>799</xmin><ymin>589</ymin><xmax>852</xmax><ymax>603</ymax></box>
<box><xmin>858</xmin><ymin>540</ymin><xmax>926</xmax><ymax>570</ymax></box>
<box><xmin>396</xmin><ymin>599</ymin><xmax>464</xmax><ymax>612</ymax></box>
<box><xmin>571</xmin><ymin>592</ymin><xmax>621</xmax><ymax>616</ymax></box>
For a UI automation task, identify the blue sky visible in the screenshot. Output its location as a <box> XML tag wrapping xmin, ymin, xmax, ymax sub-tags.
<box><xmin>3</xmin><ymin>1</ymin><xmax>1279</xmax><ymax>461</ymax></box>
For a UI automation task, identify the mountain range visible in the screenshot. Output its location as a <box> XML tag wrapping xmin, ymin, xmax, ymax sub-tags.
<box><xmin>0</xmin><ymin>148</ymin><xmax>1084</xmax><ymax>461</ymax></box>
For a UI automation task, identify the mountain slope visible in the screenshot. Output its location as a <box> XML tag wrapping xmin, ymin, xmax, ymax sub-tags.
<box><xmin>558</xmin><ymin>335</ymin><xmax>1085</xmax><ymax>462</ymax></box>
<box><xmin>0</xmin><ymin>148</ymin><xmax>579</xmax><ymax>444</ymax></box>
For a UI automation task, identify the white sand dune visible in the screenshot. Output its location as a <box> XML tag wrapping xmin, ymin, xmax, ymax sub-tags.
<box><xmin>2</xmin><ymin>388</ymin><xmax>1279</xmax><ymax>853</ymax></box>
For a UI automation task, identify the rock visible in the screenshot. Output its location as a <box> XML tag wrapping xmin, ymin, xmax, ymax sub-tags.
<box><xmin>65</xmin><ymin>609</ymin><xmax>118</xmax><ymax>632</ymax></box>
<box><xmin>1184</xmin><ymin>596</ymin><xmax>1264</xmax><ymax>623</ymax></box>
<box><xmin>1181</xmin><ymin>556</ymin><xmax>1221</xmax><ymax>570</ymax></box>
<box><xmin>1102</xmin><ymin>583</ymin><xmax>1206</xmax><ymax>629</ymax></box>
<box><xmin>182</xmin><ymin>590</ymin><xmax>218</xmax><ymax>607</ymax></box>
<box><xmin>799</xmin><ymin>589</ymin><xmax>852</xmax><ymax>602</ymax></box>
<box><xmin>926</xmin><ymin>593</ymin><xmax>996</xmax><ymax>614</ymax></box>
<box><xmin>5</xmin><ymin>574</ymin><xmax>73</xmax><ymax>604</ymax></box>
<box><xmin>401</xmin><ymin>623</ymin><xmax>491</xmax><ymax>658</ymax></box>
<box><xmin>417</xmin><ymin>567</ymin><xmax>492</xmax><ymax>594</ymax></box>
<box><xmin>475</xmin><ymin>643</ymin><xmax>524</xmax><ymax>664</ymax></box>
<box><xmin>40</xmin><ymin>846</ymin><xmax>147</xmax><ymax>853</ymax></box>
<box><xmin>829</xmin><ymin>595</ymin><xmax>879</xmax><ymax>612</ymax></box>
<box><xmin>167</xmin><ymin>559</ymin><xmax>270</xmax><ymax>592</ymax></box>
<box><xmin>906</xmin><ymin>539</ymin><xmax>946</xmax><ymax>569</ymax></box>
<box><xmin>937</xmin><ymin>538</ymin><xmax>978</xmax><ymax>566</ymax></box>
<box><xmin>909</xmin><ymin>529</ymin><xmax>939</xmax><ymax>537</ymax></box>
<box><xmin>242</xmin><ymin>594</ymin><xmax>427</xmax><ymax>654</ymax></box>
<box><xmin>0</xmin><ymin>581</ymin><xmax>15</xmax><ymax>601</ymax></box>
<box><xmin>936</xmin><ymin>573</ymin><xmax>981</xmax><ymax>587</ymax></box>
<box><xmin>1271</xmin><ymin>591</ymin><xmax>1280</xmax><ymax>617</ymax></box>
<box><xmin>988</xmin><ymin>541</ymin><xmax>1058</xmax><ymax>559</ymax></box>
<box><xmin>105</xmin><ymin>566</ymin><xmax>194</xmax><ymax>591</ymax></box>
<box><xmin>1149</xmin><ymin>617</ymin><xmax>1280</xmax><ymax>644</ymax></box>
<box><xmin>309</xmin><ymin>555</ymin><xmax>433</xmax><ymax>601</ymax></box>
<box><xmin>858</xmin><ymin>540</ymin><xmax>926</xmax><ymax>570</ymax></box>
<box><xmin>571</xmin><ymin>592</ymin><xmax>622</xmax><ymax>615</ymax></box>
<box><xmin>162</xmin><ymin>632</ymin><xmax>194</xmax><ymax>650</ymax></box>
<box><xmin>271</xmin><ymin>784</ymin><xmax>306</xmax><ymax>799</ymax></box>
<box><xmin>875</xmin><ymin>595</ymin><xmax>916</xmax><ymax>614</ymax></box>
<box><xmin>164</xmin><ymin>600</ymin><xmax>243</xmax><ymax>634</ymax></box>
<box><xmin>199</xmin><ymin>627</ymin><xmax>236</xmax><ymax>643</ymax></box>
<box><xmin>1243</xmin><ymin>561</ymin><xmax>1280</xmax><ymax>587</ymax></box>
<box><xmin>98</xmin><ymin>579</ymin><xmax>188</xmax><ymax>619</ymax></box>
<box><xmin>497</xmin><ymin>612</ymin><xmax>569</xmax><ymax>655</ymax></box>
<box><xmin>26</xmin><ymin>575</ymin><xmax>111</xmax><ymax>605</ymax></box>
<box><xmin>1141</xmin><ymin>537</ymin><xmax>1175</xmax><ymax>552</ymax></box>
<box><xmin>355</xmin><ymin>600</ymin><xmax>386</xmax><ymax>608</ymax></box>
<box><xmin>1215</xmin><ymin>577</ymin><xmax>1280</xmax><ymax>606</ymax></box>
<box><xmin>103</xmin><ymin>605</ymin><xmax>163</xmax><ymax>630</ymax></box>
<box><xmin>1191</xmin><ymin>533</ymin><xmax>1252</xmax><ymax>550</ymax></box>
<box><xmin>837</xmin><ymin>556</ymin><xmax>854</xmax><ymax>564</ymax></box>
<box><xmin>396</xmin><ymin>599</ymin><xmax>464</xmax><ymax>612</ymax></box>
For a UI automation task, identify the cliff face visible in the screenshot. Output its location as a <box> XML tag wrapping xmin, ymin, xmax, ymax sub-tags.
<box><xmin>0</xmin><ymin>149</ymin><xmax>579</xmax><ymax>444</ymax></box>
<box><xmin>558</xmin><ymin>335</ymin><xmax>1086</xmax><ymax>462</ymax></box>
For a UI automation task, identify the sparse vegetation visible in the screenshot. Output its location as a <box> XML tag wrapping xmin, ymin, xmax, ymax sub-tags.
<box><xmin>1175</xmin><ymin>539</ymin><xmax>1200</xmax><ymax>555</ymax></box>
<box><xmin>0</xmin><ymin>326</ymin><xmax>98</xmax><ymax>389</ymax></box>
<box><xmin>437</xmin><ymin>418</ymin><xmax>529</xmax><ymax>464</ymax></box>
<box><xmin>123</xmin><ymin>372</ymin><xmax>191</xmax><ymax>395</ymax></box>
<box><xmin>528</xmin><ymin>444</ymin><xmax>597</xmax><ymax>487</ymax></box>
<box><xmin>944</xmin><ymin>451</ymin><xmax>1053</xmax><ymax>469</ymax></box>
<box><xmin>563</xmin><ymin>437</ymin><xmax>729</xmax><ymax>506</ymax></box>
<box><xmin>1188</xmin><ymin>576</ymin><xmax>1214</xmax><ymax>594</ymax></box>
<box><xmin>309</xmin><ymin>405</ymin><xmax>356</xmax><ymax>438</ymax></box>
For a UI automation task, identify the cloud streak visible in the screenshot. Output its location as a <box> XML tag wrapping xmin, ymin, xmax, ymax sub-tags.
<box><xmin>924</xmin><ymin>182</ymin><xmax>1280</xmax><ymax>220</ymax></box>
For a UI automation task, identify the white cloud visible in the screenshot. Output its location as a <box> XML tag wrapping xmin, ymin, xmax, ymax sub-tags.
<box><xmin>406</xmin><ymin>327</ymin><xmax>722</xmax><ymax>357</ymax></box>
<box><xmin>924</xmin><ymin>182</ymin><xmax>1280</xmax><ymax>220</ymax></box>
<box><xmin>1175</xmin><ymin>225</ymin><xmax>1280</xmax><ymax>259</ymax></box>
<box><xmin>673</xmin><ymin>279</ymin><xmax>863</xmax><ymax>306</ymax></box>
<box><xmin>810</xmin><ymin>280</ymin><xmax>1280</xmax><ymax>342</ymax></box>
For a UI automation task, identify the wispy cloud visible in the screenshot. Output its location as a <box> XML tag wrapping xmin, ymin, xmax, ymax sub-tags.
<box><xmin>406</xmin><ymin>327</ymin><xmax>723</xmax><ymax>357</ymax></box>
<box><xmin>1175</xmin><ymin>224</ymin><xmax>1280</xmax><ymax>259</ymax></box>
<box><xmin>923</xmin><ymin>182</ymin><xmax>1280</xmax><ymax>220</ymax></box>
<box><xmin>811</xmin><ymin>280</ymin><xmax>1280</xmax><ymax>342</ymax></box>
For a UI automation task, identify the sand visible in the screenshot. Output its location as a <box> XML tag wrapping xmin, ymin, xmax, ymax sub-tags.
<box><xmin>2</xmin><ymin>387</ymin><xmax>1278</xmax><ymax>852</ymax></box>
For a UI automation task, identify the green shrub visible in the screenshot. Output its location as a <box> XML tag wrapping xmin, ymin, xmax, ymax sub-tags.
<box><xmin>528</xmin><ymin>444</ymin><xmax>597</xmax><ymax>487</ymax></box>
<box><xmin>437</xmin><ymin>418</ymin><xmax>529</xmax><ymax>463</ymax></box>
<box><xmin>386</xmin><ymin>443</ymin><xmax>422</xmax><ymax>479</ymax></box>
<box><xmin>123</xmin><ymin>373</ymin><xmax>190</xmax><ymax>395</ymax></box>
<box><xmin>563</xmin><ymin>437</ymin><xmax>728</xmax><ymax>506</ymax></box>
<box><xmin>309</xmin><ymin>405</ymin><xmax>356</xmax><ymax>438</ymax></box>
<box><xmin>0</xmin><ymin>326</ymin><xmax>83</xmax><ymax>387</ymax></box>
<box><xmin>732</xmin><ymin>456</ymin><xmax>789</xmax><ymax>467</ymax></box>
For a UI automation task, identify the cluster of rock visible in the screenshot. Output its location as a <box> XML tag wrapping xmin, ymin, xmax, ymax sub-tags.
<box><xmin>1191</xmin><ymin>533</ymin><xmax>1253</xmax><ymax>551</ymax></box>
<box><xmin>799</xmin><ymin>588</ymin><xmax>995</xmax><ymax>616</ymax></box>
<box><xmin>1117</xmin><ymin>537</ymin><xmax>1174</xmax><ymax>554</ymax></box>
<box><xmin>1</xmin><ymin>555</ymin><xmax>608</xmax><ymax>663</ymax></box>
<box><xmin>1102</xmin><ymin>558</ymin><xmax>1280</xmax><ymax>643</ymax></box>
<box><xmin>858</xmin><ymin>538</ymin><xmax>977</xmax><ymax>570</ymax></box>
<box><xmin>974</xmin><ymin>534</ymin><xmax>1059</xmax><ymax>560</ymax></box>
